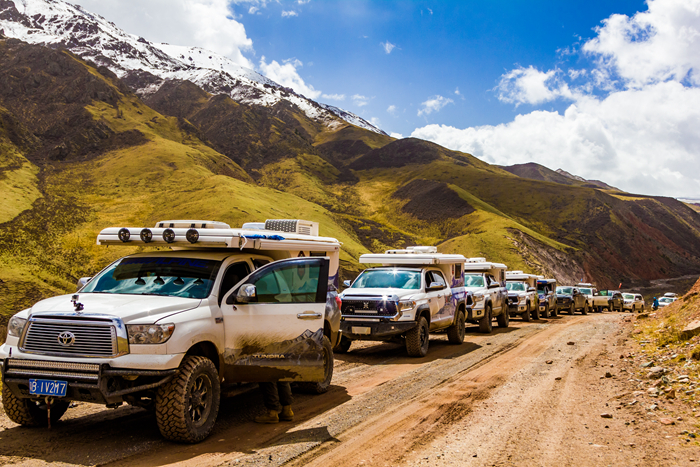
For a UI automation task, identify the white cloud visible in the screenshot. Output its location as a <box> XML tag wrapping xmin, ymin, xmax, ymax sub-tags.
<box><xmin>390</xmin><ymin>132</ymin><xmax>404</xmax><ymax>139</ymax></box>
<box><xmin>259</xmin><ymin>56</ymin><xmax>321</xmax><ymax>99</ymax></box>
<box><xmin>370</xmin><ymin>117</ymin><xmax>381</xmax><ymax>127</ymax></box>
<box><xmin>583</xmin><ymin>0</ymin><xmax>700</xmax><ymax>88</ymax></box>
<box><xmin>281</xmin><ymin>10</ymin><xmax>298</xmax><ymax>17</ymax></box>
<box><xmin>454</xmin><ymin>87</ymin><xmax>461</xmax><ymax>95</ymax></box>
<box><xmin>387</xmin><ymin>105</ymin><xmax>397</xmax><ymax>115</ymax></box>
<box><xmin>297</xmin><ymin>0</ymin><xmax>311</xmax><ymax>4</ymax></box>
<box><xmin>412</xmin><ymin>82</ymin><xmax>700</xmax><ymax>197</ymax></box>
<box><xmin>353</xmin><ymin>94</ymin><xmax>370</xmax><ymax>107</ymax></box>
<box><xmin>77</xmin><ymin>0</ymin><xmax>254</xmax><ymax>68</ymax></box>
<box><xmin>381</xmin><ymin>41</ymin><xmax>396</xmax><ymax>54</ymax></box>
<box><xmin>496</xmin><ymin>66</ymin><xmax>573</xmax><ymax>106</ymax></box>
<box><xmin>417</xmin><ymin>95</ymin><xmax>453</xmax><ymax>116</ymax></box>
<box><xmin>411</xmin><ymin>0</ymin><xmax>700</xmax><ymax>197</ymax></box>
<box><xmin>322</xmin><ymin>93</ymin><xmax>345</xmax><ymax>101</ymax></box>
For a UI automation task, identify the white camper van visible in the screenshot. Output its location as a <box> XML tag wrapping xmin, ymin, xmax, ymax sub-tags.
<box><xmin>339</xmin><ymin>247</ymin><xmax>471</xmax><ymax>357</ymax></box>
<box><xmin>463</xmin><ymin>258</ymin><xmax>509</xmax><ymax>333</ymax></box>
<box><xmin>1</xmin><ymin>219</ymin><xmax>341</xmax><ymax>443</ymax></box>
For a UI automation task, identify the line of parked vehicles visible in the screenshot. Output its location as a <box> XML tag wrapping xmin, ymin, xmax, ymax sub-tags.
<box><xmin>0</xmin><ymin>218</ymin><xmax>667</xmax><ymax>444</ymax></box>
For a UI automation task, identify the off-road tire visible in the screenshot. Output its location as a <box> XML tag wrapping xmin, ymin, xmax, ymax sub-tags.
<box><xmin>551</xmin><ymin>304</ymin><xmax>558</xmax><ymax>317</ymax></box>
<box><xmin>446</xmin><ymin>311</ymin><xmax>466</xmax><ymax>344</ymax></box>
<box><xmin>296</xmin><ymin>336</ymin><xmax>334</xmax><ymax>394</ymax></box>
<box><xmin>521</xmin><ymin>302</ymin><xmax>531</xmax><ymax>322</ymax></box>
<box><xmin>568</xmin><ymin>303</ymin><xmax>574</xmax><ymax>315</ymax></box>
<box><xmin>155</xmin><ymin>355</ymin><xmax>220</xmax><ymax>443</ymax></box>
<box><xmin>582</xmin><ymin>302</ymin><xmax>589</xmax><ymax>315</ymax></box>
<box><xmin>496</xmin><ymin>304</ymin><xmax>509</xmax><ymax>328</ymax></box>
<box><xmin>1</xmin><ymin>384</ymin><xmax>69</xmax><ymax>426</ymax></box>
<box><xmin>479</xmin><ymin>305</ymin><xmax>493</xmax><ymax>333</ymax></box>
<box><xmin>406</xmin><ymin>316</ymin><xmax>430</xmax><ymax>357</ymax></box>
<box><xmin>532</xmin><ymin>301</ymin><xmax>540</xmax><ymax>320</ymax></box>
<box><xmin>543</xmin><ymin>303</ymin><xmax>549</xmax><ymax>318</ymax></box>
<box><xmin>333</xmin><ymin>335</ymin><xmax>352</xmax><ymax>354</ymax></box>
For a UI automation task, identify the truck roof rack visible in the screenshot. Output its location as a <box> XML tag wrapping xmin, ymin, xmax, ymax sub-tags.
<box><xmin>506</xmin><ymin>271</ymin><xmax>540</xmax><ymax>280</ymax></box>
<box><xmin>96</xmin><ymin>219</ymin><xmax>339</xmax><ymax>252</ymax></box>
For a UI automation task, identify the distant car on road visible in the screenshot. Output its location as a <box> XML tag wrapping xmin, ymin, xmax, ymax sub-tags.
<box><xmin>658</xmin><ymin>296</ymin><xmax>676</xmax><ymax>308</ymax></box>
<box><xmin>556</xmin><ymin>286</ymin><xmax>588</xmax><ymax>315</ymax></box>
<box><xmin>605</xmin><ymin>291</ymin><xmax>624</xmax><ymax>312</ymax></box>
<box><xmin>622</xmin><ymin>293</ymin><xmax>645</xmax><ymax>312</ymax></box>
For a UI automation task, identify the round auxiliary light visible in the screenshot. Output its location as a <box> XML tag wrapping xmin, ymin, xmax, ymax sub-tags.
<box><xmin>118</xmin><ymin>228</ymin><xmax>131</xmax><ymax>243</ymax></box>
<box><xmin>186</xmin><ymin>228</ymin><xmax>199</xmax><ymax>244</ymax></box>
<box><xmin>163</xmin><ymin>228</ymin><xmax>176</xmax><ymax>244</ymax></box>
<box><xmin>140</xmin><ymin>228</ymin><xmax>153</xmax><ymax>243</ymax></box>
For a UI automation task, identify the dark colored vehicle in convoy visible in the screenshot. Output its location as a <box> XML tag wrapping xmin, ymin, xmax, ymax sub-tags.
<box><xmin>556</xmin><ymin>286</ymin><xmax>588</xmax><ymax>315</ymax></box>
<box><xmin>595</xmin><ymin>290</ymin><xmax>624</xmax><ymax>312</ymax></box>
<box><xmin>537</xmin><ymin>278</ymin><xmax>558</xmax><ymax>317</ymax></box>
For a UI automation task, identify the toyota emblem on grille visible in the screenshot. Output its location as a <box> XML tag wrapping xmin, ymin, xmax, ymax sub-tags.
<box><xmin>363</xmin><ymin>302</ymin><xmax>369</xmax><ymax>309</ymax></box>
<box><xmin>57</xmin><ymin>331</ymin><xmax>76</xmax><ymax>347</ymax></box>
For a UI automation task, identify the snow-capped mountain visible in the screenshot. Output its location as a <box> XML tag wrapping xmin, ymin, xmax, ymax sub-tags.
<box><xmin>0</xmin><ymin>0</ymin><xmax>385</xmax><ymax>134</ymax></box>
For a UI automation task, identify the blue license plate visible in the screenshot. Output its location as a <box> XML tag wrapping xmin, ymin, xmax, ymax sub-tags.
<box><xmin>29</xmin><ymin>379</ymin><xmax>68</xmax><ymax>397</ymax></box>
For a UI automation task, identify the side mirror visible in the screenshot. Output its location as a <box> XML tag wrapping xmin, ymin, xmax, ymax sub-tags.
<box><xmin>343</xmin><ymin>280</ymin><xmax>351</xmax><ymax>287</ymax></box>
<box><xmin>488</xmin><ymin>282</ymin><xmax>500</xmax><ymax>289</ymax></box>
<box><xmin>76</xmin><ymin>277</ymin><xmax>92</xmax><ymax>290</ymax></box>
<box><xmin>235</xmin><ymin>284</ymin><xmax>257</xmax><ymax>304</ymax></box>
<box><xmin>428</xmin><ymin>282</ymin><xmax>445</xmax><ymax>291</ymax></box>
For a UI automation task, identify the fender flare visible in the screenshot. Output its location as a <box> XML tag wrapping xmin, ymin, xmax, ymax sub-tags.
<box><xmin>415</xmin><ymin>304</ymin><xmax>431</xmax><ymax>325</ymax></box>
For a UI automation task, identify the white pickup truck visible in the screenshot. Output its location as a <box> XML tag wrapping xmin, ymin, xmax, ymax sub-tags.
<box><xmin>505</xmin><ymin>271</ymin><xmax>540</xmax><ymax>321</ymax></box>
<box><xmin>339</xmin><ymin>247</ymin><xmax>471</xmax><ymax>357</ymax></box>
<box><xmin>1</xmin><ymin>219</ymin><xmax>342</xmax><ymax>443</ymax></box>
<box><xmin>463</xmin><ymin>258</ymin><xmax>509</xmax><ymax>332</ymax></box>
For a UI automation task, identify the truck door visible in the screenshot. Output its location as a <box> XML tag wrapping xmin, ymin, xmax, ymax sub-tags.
<box><xmin>220</xmin><ymin>257</ymin><xmax>329</xmax><ymax>383</ymax></box>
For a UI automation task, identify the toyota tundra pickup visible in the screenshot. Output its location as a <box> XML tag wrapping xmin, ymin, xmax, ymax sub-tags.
<box><xmin>463</xmin><ymin>258</ymin><xmax>509</xmax><ymax>332</ymax></box>
<box><xmin>1</xmin><ymin>219</ymin><xmax>342</xmax><ymax>443</ymax></box>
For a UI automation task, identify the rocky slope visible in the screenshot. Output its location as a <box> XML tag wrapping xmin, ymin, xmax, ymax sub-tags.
<box><xmin>0</xmin><ymin>0</ymin><xmax>384</xmax><ymax>135</ymax></box>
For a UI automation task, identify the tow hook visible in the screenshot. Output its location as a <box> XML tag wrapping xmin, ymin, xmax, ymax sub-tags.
<box><xmin>45</xmin><ymin>396</ymin><xmax>54</xmax><ymax>429</ymax></box>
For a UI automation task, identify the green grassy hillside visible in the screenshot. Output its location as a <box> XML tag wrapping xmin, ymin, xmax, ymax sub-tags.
<box><xmin>1</xmin><ymin>36</ymin><xmax>699</xmax><ymax>326</ymax></box>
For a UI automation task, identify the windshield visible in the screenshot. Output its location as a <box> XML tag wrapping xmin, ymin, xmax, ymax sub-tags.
<box><xmin>351</xmin><ymin>269</ymin><xmax>421</xmax><ymax>289</ymax></box>
<box><xmin>579</xmin><ymin>288</ymin><xmax>592</xmax><ymax>295</ymax></box>
<box><xmin>506</xmin><ymin>282</ymin><xmax>527</xmax><ymax>292</ymax></box>
<box><xmin>623</xmin><ymin>293</ymin><xmax>635</xmax><ymax>300</ymax></box>
<box><xmin>659</xmin><ymin>297</ymin><xmax>673</xmax><ymax>303</ymax></box>
<box><xmin>464</xmin><ymin>274</ymin><xmax>485</xmax><ymax>288</ymax></box>
<box><xmin>557</xmin><ymin>286</ymin><xmax>573</xmax><ymax>295</ymax></box>
<box><xmin>81</xmin><ymin>256</ymin><xmax>223</xmax><ymax>299</ymax></box>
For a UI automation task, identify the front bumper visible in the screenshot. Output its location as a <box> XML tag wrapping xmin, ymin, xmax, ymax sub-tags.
<box><xmin>1</xmin><ymin>357</ymin><xmax>178</xmax><ymax>405</ymax></box>
<box><xmin>340</xmin><ymin>320</ymin><xmax>417</xmax><ymax>341</ymax></box>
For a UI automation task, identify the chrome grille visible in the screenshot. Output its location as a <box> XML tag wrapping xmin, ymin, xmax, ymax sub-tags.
<box><xmin>341</xmin><ymin>299</ymin><xmax>397</xmax><ymax>317</ymax></box>
<box><xmin>21</xmin><ymin>319</ymin><xmax>117</xmax><ymax>357</ymax></box>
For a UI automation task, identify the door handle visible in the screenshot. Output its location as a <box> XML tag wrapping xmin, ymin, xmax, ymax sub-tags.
<box><xmin>297</xmin><ymin>312</ymin><xmax>322</xmax><ymax>320</ymax></box>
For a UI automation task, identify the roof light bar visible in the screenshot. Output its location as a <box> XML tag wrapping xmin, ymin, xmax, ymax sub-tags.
<box><xmin>140</xmin><ymin>228</ymin><xmax>153</xmax><ymax>243</ymax></box>
<box><xmin>118</xmin><ymin>228</ymin><xmax>130</xmax><ymax>243</ymax></box>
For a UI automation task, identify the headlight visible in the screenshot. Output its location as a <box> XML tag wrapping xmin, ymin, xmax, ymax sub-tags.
<box><xmin>473</xmin><ymin>294</ymin><xmax>484</xmax><ymax>302</ymax></box>
<box><xmin>8</xmin><ymin>315</ymin><xmax>27</xmax><ymax>338</ymax></box>
<box><xmin>127</xmin><ymin>324</ymin><xmax>175</xmax><ymax>344</ymax></box>
<box><xmin>399</xmin><ymin>300</ymin><xmax>416</xmax><ymax>312</ymax></box>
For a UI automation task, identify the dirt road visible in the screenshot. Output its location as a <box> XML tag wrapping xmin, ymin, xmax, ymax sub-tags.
<box><xmin>1</xmin><ymin>313</ymin><xmax>698</xmax><ymax>466</ymax></box>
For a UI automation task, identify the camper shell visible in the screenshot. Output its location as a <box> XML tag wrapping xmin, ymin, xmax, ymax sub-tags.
<box><xmin>339</xmin><ymin>247</ymin><xmax>471</xmax><ymax>357</ymax></box>
<box><xmin>463</xmin><ymin>258</ymin><xmax>509</xmax><ymax>332</ymax></box>
<box><xmin>505</xmin><ymin>271</ymin><xmax>541</xmax><ymax>320</ymax></box>
<box><xmin>1</xmin><ymin>219</ymin><xmax>341</xmax><ymax>443</ymax></box>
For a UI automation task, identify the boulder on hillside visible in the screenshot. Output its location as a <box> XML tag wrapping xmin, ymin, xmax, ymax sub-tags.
<box><xmin>681</xmin><ymin>320</ymin><xmax>700</xmax><ymax>340</ymax></box>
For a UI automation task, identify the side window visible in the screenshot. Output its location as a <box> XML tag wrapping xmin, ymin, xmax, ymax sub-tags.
<box><xmin>253</xmin><ymin>260</ymin><xmax>324</xmax><ymax>303</ymax></box>
<box><xmin>486</xmin><ymin>274</ymin><xmax>496</xmax><ymax>286</ymax></box>
<box><xmin>430</xmin><ymin>271</ymin><xmax>447</xmax><ymax>288</ymax></box>
<box><xmin>424</xmin><ymin>271</ymin><xmax>433</xmax><ymax>289</ymax></box>
<box><xmin>252</xmin><ymin>259</ymin><xmax>270</xmax><ymax>270</ymax></box>
<box><xmin>219</xmin><ymin>262</ymin><xmax>251</xmax><ymax>305</ymax></box>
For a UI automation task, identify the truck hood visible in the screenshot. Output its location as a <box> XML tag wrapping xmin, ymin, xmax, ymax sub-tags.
<box><xmin>465</xmin><ymin>286</ymin><xmax>487</xmax><ymax>293</ymax></box>
<box><xmin>341</xmin><ymin>288</ymin><xmax>416</xmax><ymax>300</ymax></box>
<box><xmin>28</xmin><ymin>293</ymin><xmax>202</xmax><ymax>324</ymax></box>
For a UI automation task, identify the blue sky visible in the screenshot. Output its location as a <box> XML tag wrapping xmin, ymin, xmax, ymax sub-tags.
<box><xmin>237</xmin><ymin>0</ymin><xmax>646</xmax><ymax>135</ymax></box>
<box><xmin>77</xmin><ymin>0</ymin><xmax>700</xmax><ymax>198</ymax></box>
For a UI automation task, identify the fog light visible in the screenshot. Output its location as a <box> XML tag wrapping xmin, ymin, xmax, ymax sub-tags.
<box><xmin>163</xmin><ymin>228</ymin><xmax>175</xmax><ymax>243</ymax></box>
<box><xmin>118</xmin><ymin>228</ymin><xmax>130</xmax><ymax>242</ymax></box>
<box><xmin>140</xmin><ymin>228</ymin><xmax>153</xmax><ymax>243</ymax></box>
<box><xmin>186</xmin><ymin>228</ymin><xmax>199</xmax><ymax>244</ymax></box>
